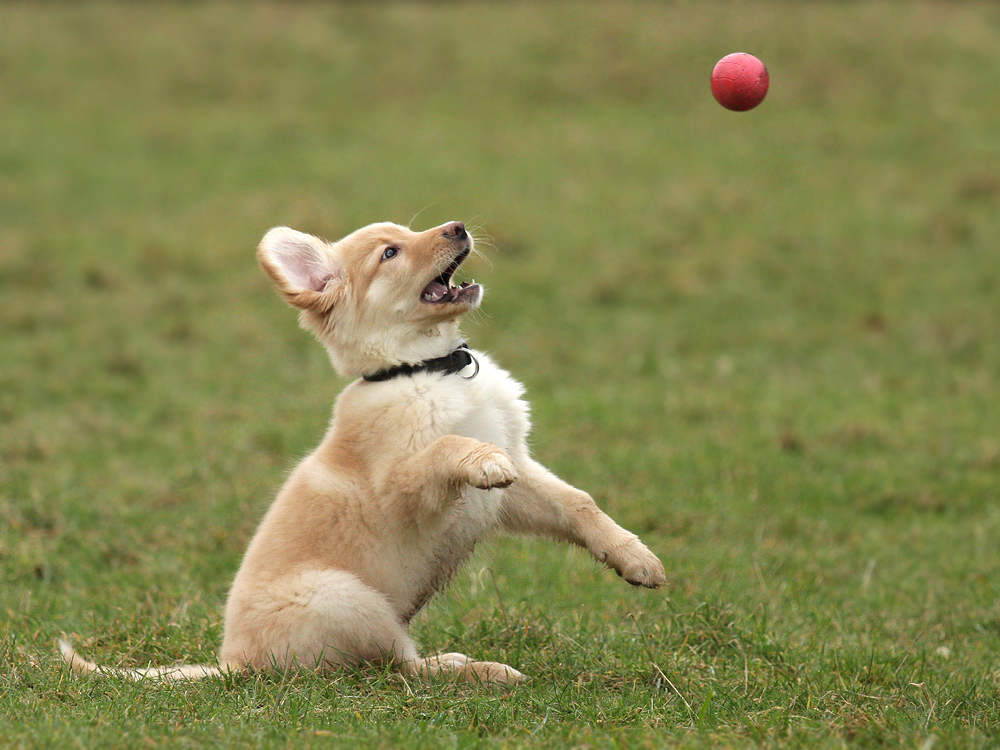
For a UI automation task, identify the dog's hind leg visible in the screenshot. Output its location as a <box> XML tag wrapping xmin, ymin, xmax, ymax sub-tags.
<box><xmin>223</xmin><ymin>570</ymin><xmax>525</xmax><ymax>683</ymax></box>
<box><xmin>403</xmin><ymin>652</ymin><xmax>526</xmax><ymax>685</ymax></box>
<box><xmin>220</xmin><ymin>569</ymin><xmax>420</xmax><ymax>670</ymax></box>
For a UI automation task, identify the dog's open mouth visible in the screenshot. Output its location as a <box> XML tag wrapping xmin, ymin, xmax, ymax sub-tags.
<box><xmin>420</xmin><ymin>248</ymin><xmax>479</xmax><ymax>304</ymax></box>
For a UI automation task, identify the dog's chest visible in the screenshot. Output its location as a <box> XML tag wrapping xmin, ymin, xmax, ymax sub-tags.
<box><xmin>417</xmin><ymin>369</ymin><xmax>520</xmax><ymax>527</ymax></box>
<box><xmin>452</xmin><ymin>396</ymin><xmax>514</xmax><ymax>453</ymax></box>
<box><xmin>423</xmin><ymin>357</ymin><xmax>528</xmax><ymax>454</ymax></box>
<box><xmin>398</xmin><ymin>360</ymin><xmax>528</xmax><ymax>618</ymax></box>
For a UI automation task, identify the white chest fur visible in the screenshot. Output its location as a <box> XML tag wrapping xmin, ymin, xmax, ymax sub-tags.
<box><xmin>443</xmin><ymin>352</ymin><xmax>530</xmax><ymax>454</ymax></box>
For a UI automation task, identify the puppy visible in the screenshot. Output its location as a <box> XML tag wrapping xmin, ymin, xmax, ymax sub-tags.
<box><xmin>61</xmin><ymin>220</ymin><xmax>666</xmax><ymax>684</ymax></box>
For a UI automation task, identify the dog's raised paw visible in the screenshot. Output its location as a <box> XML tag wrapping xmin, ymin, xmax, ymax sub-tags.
<box><xmin>462</xmin><ymin>446</ymin><xmax>517</xmax><ymax>491</ymax></box>
<box><xmin>473</xmin><ymin>452</ymin><xmax>517</xmax><ymax>490</ymax></box>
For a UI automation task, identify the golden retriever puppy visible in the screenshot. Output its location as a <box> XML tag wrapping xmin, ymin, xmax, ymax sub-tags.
<box><xmin>61</xmin><ymin>220</ymin><xmax>665</xmax><ymax>684</ymax></box>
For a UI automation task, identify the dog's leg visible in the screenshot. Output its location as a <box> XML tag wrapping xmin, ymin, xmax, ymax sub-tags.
<box><xmin>223</xmin><ymin>570</ymin><xmax>525</xmax><ymax>683</ymax></box>
<box><xmin>403</xmin><ymin>652</ymin><xmax>526</xmax><ymax>685</ymax></box>
<box><xmin>382</xmin><ymin>435</ymin><xmax>517</xmax><ymax>516</ymax></box>
<box><xmin>221</xmin><ymin>569</ymin><xmax>421</xmax><ymax>671</ymax></box>
<box><xmin>500</xmin><ymin>459</ymin><xmax>666</xmax><ymax>589</ymax></box>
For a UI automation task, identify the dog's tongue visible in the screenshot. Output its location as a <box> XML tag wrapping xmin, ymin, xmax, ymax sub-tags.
<box><xmin>422</xmin><ymin>280</ymin><xmax>449</xmax><ymax>302</ymax></box>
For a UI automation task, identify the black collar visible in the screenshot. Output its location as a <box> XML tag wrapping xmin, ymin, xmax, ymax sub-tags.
<box><xmin>363</xmin><ymin>344</ymin><xmax>478</xmax><ymax>383</ymax></box>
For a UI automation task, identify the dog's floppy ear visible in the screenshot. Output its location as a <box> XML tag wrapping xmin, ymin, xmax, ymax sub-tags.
<box><xmin>257</xmin><ymin>227</ymin><xmax>344</xmax><ymax>314</ymax></box>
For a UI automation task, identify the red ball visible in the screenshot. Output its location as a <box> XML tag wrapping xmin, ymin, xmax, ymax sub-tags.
<box><xmin>710</xmin><ymin>53</ymin><xmax>769</xmax><ymax>112</ymax></box>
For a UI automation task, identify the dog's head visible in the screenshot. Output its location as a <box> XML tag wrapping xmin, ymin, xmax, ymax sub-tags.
<box><xmin>257</xmin><ymin>221</ymin><xmax>482</xmax><ymax>378</ymax></box>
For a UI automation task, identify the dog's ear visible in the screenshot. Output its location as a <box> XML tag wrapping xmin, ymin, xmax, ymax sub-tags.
<box><xmin>257</xmin><ymin>227</ymin><xmax>344</xmax><ymax>314</ymax></box>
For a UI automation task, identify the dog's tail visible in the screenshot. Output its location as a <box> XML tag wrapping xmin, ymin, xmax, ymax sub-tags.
<box><xmin>59</xmin><ymin>639</ymin><xmax>224</xmax><ymax>681</ymax></box>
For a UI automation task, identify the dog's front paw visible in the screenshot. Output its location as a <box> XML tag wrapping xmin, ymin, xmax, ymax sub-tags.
<box><xmin>461</xmin><ymin>445</ymin><xmax>517</xmax><ymax>490</ymax></box>
<box><xmin>602</xmin><ymin>537</ymin><xmax>666</xmax><ymax>589</ymax></box>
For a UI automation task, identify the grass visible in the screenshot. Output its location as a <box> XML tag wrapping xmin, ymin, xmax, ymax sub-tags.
<box><xmin>2</xmin><ymin>1</ymin><xmax>1000</xmax><ymax>747</ymax></box>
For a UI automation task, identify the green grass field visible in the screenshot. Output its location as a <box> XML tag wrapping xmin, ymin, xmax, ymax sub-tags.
<box><xmin>2</xmin><ymin>2</ymin><xmax>999</xmax><ymax>747</ymax></box>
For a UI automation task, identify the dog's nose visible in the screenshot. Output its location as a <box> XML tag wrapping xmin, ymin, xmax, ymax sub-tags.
<box><xmin>443</xmin><ymin>222</ymin><xmax>467</xmax><ymax>240</ymax></box>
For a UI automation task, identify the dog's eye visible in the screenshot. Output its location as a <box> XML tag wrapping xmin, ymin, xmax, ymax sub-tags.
<box><xmin>381</xmin><ymin>246</ymin><xmax>399</xmax><ymax>261</ymax></box>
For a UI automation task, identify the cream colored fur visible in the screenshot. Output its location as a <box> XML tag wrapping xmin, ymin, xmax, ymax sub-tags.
<box><xmin>60</xmin><ymin>220</ymin><xmax>665</xmax><ymax>684</ymax></box>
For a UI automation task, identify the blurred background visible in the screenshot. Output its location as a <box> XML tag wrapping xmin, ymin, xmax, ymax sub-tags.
<box><xmin>1</xmin><ymin>1</ymin><xmax>998</xmax><ymax>742</ymax></box>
